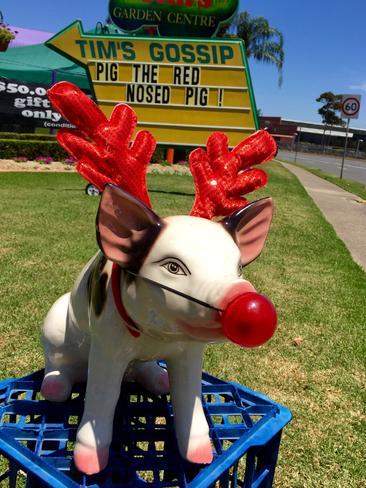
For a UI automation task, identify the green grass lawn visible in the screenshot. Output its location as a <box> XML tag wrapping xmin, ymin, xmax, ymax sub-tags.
<box><xmin>0</xmin><ymin>166</ymin><xmax>365</xmax><ymax>487</ymax></box>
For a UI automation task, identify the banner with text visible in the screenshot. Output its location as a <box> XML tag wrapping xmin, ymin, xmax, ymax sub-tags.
<box><xmin>0</xmin><ymin>77</ymin><xmax>75</xmax><ymax>128</ymax></box>
<box><xmin>108</xmin><ymin>0</ymin><xmax>238</xmax><ymax>38</ymax></box>
<box><xmin>46</xmin><ymin>21</ymin><xmax>259</xmax><ymax>146</ymax></box>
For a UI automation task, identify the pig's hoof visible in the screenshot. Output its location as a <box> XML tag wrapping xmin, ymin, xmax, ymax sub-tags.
<box><xmin>185</xmin><ymin>436</ymin><xmax>213</xmax><ymax>464</ymax></box>
<box><xmin>74</xmin><ymin>443</ymin><xmax>109</xmax><ymax>475</ymax></box>
<box><xmin>41</xmin><ymin>373</ymin><xmax>71</xmax><ymax>401</ymax></box>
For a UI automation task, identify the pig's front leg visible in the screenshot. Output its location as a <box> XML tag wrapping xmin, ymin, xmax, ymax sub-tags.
<box><xmin>167</xmin><ymin>344</ymin><xmax>213</xmax><ymax>464</ymax></box>
<box><xmin>74</xmin><ymin>338</ymin><xmax>134</xmax><ymax>475</ymax></box>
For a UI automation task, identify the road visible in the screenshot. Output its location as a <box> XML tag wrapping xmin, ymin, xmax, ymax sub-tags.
<box><xmin>277</xmin><ymin>149</ymin><xmax>366</xmax><ymax>185</ymax></box>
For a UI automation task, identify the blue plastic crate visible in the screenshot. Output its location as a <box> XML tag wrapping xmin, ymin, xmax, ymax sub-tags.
<box><xmin>0</xmin><ymin>369</ymin><xmax>291</xmax><ymax>488</ymax></box>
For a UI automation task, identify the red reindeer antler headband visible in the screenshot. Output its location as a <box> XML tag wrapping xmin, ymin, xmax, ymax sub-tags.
<box><xmin>189</xmin><ymin>131</ymin><xmax>276</xmax><ymax>219</ymax></box>
<box><xmin>48</xmin><ymin>82</ymin><xmax>155</xmax><ymax>207</ymax></box>
<box><xmin>48</xmin><ymin>82</ymin><xmax>277</xmax><ymax>218</ymax></box>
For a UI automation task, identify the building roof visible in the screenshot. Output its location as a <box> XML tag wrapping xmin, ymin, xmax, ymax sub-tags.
<box><xmin>297</xmin><ymin>127</ymin><xmax>353</xmax><ymax>138</ymax></box>
<box><xmin>9</xmin><ymin>26</ymin><xmax>54</xmax><ymax>48</ymax></box>
<box><xmin>282</xmin><ymin>118</ymin><xmax>366</xmax><ymax>136</ymax></box>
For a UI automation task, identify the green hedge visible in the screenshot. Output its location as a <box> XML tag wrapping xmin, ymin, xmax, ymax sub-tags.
<box><xmin>0</xmin><ymin>132</ymin><xmax>57</xmax><ymax>141</ymax></box>
<box><xmin>151</xmin><ymin>146</ymin><xmax>165</xmax><ymax>164</ymax></box>
<box><xmin>0</xmin><ymin>139</ymin><xmax>68</xmax><ymax>160</ymax></box>
<box><xmin>0</xmin><ymin>137</ymin><xmax>186</xmax><ymax>163</ymax></box>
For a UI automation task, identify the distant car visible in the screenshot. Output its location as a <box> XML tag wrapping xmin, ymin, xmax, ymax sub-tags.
<box><xmin>85</xmin><ymin>183</ymin><xmax>101</xmax><ymax>196</ymax></box>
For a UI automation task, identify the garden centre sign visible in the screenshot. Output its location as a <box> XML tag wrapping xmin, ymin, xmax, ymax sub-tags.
<box><xmin>108</xmin><ymin>0</ymin><xmax>238</xmax><ymax>38</ymax></box>
<box><xmin>46</xmin><ymin>21</ymin><xmax>259</xmax><ymax>147</ymax></box>
<box><xmin>0</xmin><ymin>77</ymin><xmax>73</xmax><ymax>128</ymax></box>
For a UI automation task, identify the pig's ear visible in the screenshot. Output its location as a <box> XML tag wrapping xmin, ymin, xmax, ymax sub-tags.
<box><xmin>96</xmin><ymin>184</ymin><xmax>162</xmax><ymax>269</ymax></box>
<box><xmin>222</xmin><ymin>197</ymin><xmax>273</xmax><ymax>266</ymax></box>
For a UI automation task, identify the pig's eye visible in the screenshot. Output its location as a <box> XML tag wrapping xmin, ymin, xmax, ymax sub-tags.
<box><xmin>155</xmin><ymin>258</ymin><xmax>190</xmax><ymax>276</ymax></box>
<box><xmin>165</xmin><ymin>262</ymin><xmax>185</xmax><ymax>275</ymax></box>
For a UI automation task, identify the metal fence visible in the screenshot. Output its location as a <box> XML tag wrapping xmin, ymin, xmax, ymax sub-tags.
<box><xmin>276</xmin><ymin>141</ymin><xmax>366</xmax><ymax>160</ymax></box>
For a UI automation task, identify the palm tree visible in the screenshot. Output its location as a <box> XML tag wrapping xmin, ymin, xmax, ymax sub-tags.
<box><xmin>218</xmin><ymin>11</ymin><xmax>284</xmax><ymax>86</ymax></box>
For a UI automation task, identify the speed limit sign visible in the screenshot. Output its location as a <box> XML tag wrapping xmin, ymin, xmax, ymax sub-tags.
<box><xmin>341</xmin><ymin>94</ymin><xmax>361</xmax><ymax>119</ymax></box>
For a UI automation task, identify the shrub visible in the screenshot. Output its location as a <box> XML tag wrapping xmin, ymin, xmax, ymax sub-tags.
<box><xmin>0</xmin><ymin>139</ymin><xmax>68</xmax><ymax>160</ymax></box>
<box><xmin>35</xmin><ymin>156</ymin><xmax>53</xmax><ymax>164</ymax></box>
<box><xmin>150</xmin><ymin>146</ymin><xmax>165</xmax><ymax>164</ymax></box>
<box><xmin>0</xmin><ymin>132</ymin><xmax>57</xmax><ymax>141</ymax></box>
<box><xmin>63</xmin><ymin>157</ymin><xmax>77</xmax><ymax>166</ymax></box>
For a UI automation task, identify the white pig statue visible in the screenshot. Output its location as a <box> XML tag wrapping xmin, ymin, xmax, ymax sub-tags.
<box><xmin>42</xmin><ymin>82</ymin><xmax>278</xmax><ymax>475</ymax></box>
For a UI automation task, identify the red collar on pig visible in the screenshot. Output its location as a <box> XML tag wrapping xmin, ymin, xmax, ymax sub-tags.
<box><xmin>111</xmin><ymin>263</ymin><xmax>141</xmax><ymax>338</ymax></box>
<box><xmin>111</xmin><ymin>261</ymin><xmax>224</xmax><ymax>338</ymax></box>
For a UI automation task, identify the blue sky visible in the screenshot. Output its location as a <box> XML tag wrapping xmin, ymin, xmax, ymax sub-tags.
<box><xmin>2</xmin><ymin>0</ymin><xmax>366</xmax><ymax>128</ymax></box>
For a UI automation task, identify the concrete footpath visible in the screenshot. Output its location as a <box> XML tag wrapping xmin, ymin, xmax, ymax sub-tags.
<box><xmin>279</xmin><ymin>161</ymin><xmax>366</xmax><ymax>272</ymax></box>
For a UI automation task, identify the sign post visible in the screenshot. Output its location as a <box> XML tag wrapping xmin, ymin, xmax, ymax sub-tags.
<box><xmin>46</xmin><ymin>21</ymin><xmax>259</xmax><ymax>148</ymax></box>
<box><xmin>339</xmin><ymin>94</ymin><xmax>361</xmax><ymax>179</ymax></box>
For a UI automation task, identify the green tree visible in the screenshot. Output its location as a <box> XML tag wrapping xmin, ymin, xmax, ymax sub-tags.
<box><xmin>316</xmin><ymin>92</ymin><xmax>345</xmax><ymax>149</ymax></box>
<box><xmin>217</xmin><ymin>11</ymin><xmax>284</xmax><ymax>86</ymax></box>
<box><xmin>316</xmin><ymin>92</ymin><xmax>344</xmax><ymax>126</ymax></box>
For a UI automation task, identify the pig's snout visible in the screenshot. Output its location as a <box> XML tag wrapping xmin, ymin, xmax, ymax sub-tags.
<box><xmin>218</xmin><ymin>284</ymin><xmax>277</xmax><ymax>348</ymax></box>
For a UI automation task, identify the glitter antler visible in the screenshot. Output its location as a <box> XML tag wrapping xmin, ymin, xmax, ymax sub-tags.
<box><xmin>189</xmin><ymin>131</ymin><xmax>277</xmax><ymax>219</ymax></box>
<box><xmin>47</xmin><ymin>82</ymin><xmax>156</xmax><ymax>207</ymax></box>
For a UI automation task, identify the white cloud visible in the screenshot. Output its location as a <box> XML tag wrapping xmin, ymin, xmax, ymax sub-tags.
<box><xmin>349</xmin><ymin>83</ymin><xmax>366</xmax><ymax>92</ymax></box>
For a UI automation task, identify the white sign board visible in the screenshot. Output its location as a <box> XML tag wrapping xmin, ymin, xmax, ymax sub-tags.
<box><xmin>341</xmin><ymin>94</ymin><xmax>361</xmax><ymax>119</ymax></box>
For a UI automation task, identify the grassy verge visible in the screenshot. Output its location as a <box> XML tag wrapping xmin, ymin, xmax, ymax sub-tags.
<box><xmin>0</xmin><ymin>166</ymin><xmax>365</xmax><ymax>487</ymax></box>
<box><xmin>279</xmin><ymin>159</ymin><xmax>366</xmax><ymax>200</ymax></box>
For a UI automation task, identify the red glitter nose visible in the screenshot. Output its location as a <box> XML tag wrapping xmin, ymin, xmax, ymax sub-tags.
<box><xmin>220</xmin><ymin>292</ymin><xmax>277</xmax><ymax>348</ymax></box>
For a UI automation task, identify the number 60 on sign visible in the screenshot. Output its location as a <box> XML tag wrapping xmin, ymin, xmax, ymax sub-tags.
<box><xmin>341</xmin><ymin>94</ymin><xmax>361</xmax><ymax>119</ymax></box>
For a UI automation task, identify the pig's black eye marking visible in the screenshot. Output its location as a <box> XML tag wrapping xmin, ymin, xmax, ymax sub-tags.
<box><xmin>153</xmin><ymin>257</ymin><xmax>191</xmax><ymax>276</ymax></box>
<box><xmin>125</xmin><ymin>267</ymin><xmax>222</xmax><ymax>312</ymax></box>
